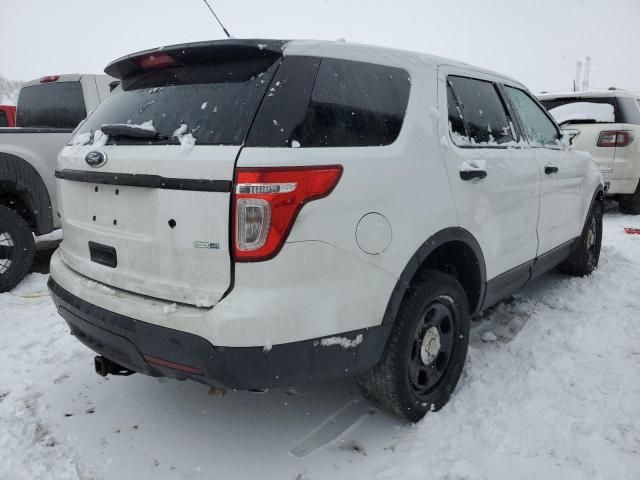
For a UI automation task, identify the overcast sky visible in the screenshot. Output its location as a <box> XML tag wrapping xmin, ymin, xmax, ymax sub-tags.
<box><xmin>1</xmin><ymin>0</ymin><xmax>639</xmax><ymax>93</ymax></box>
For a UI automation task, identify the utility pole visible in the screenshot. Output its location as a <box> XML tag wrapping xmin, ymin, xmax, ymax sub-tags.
<box><xmin>575</xmin><ymin>61</ymin><xmax>583</xmax><ymax>92</ymax></box>
<box><xmin>582</xmin><ymin>56</ymin><xmax>591</xmax><ymax>91</ymax></box>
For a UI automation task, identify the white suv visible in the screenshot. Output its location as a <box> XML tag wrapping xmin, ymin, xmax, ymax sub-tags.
<box><xmin>48</xmin><ymin>39</ymin><xmax>604</xmax><ymax>422</ymax></box>
<box><xmin>539</xmin><ymin>90</ymin><xmax>640</xmax><ymax>214</ymax></box>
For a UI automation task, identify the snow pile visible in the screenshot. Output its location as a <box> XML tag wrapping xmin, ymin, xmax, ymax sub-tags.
<box><xmin>318</xmin><ymin>334</ymin><xmax>363</xmax><ymax>349</ymax></box>
<box><xmin>70</xmin><ymin>132</ymin><xmax>92</xmax><ymax>146</ymax></box>
<box><xmin>458</xmin><ymin>159</ymin><xmax>487</xmax><ymax>172</ymax></box>
<box><xmin>0</xmin><ymin>212</ymin><xmax>639</xmax><ymax>479</ymax></box>
<box><xmin>172</xmin><ymin>123</ymin><xmax>196</xmax><ymax>154</ymax></box>
<box><xmin>162</xmin><ymin>303</ymin><xmax>178</xmax><ymax>315</ymax></box>
<box><xmin>549</xmin><ymin>102</ymin><xmax>615</xmax><ymax>125</ymax></box>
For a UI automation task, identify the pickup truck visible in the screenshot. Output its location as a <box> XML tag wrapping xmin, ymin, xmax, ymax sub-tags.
<box><xmin>0</xmin><ymin>74</ymin><xmax>113</xmax><ymax>292</ymax></box>
<box><xmin>0</xmin><ymin>105</ymin><xmax>16</xmax><ymax>127</ymax></box>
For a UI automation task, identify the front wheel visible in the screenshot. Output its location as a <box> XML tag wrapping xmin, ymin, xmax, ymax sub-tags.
<box><xmin>0</xmin><ymin>205</ymin><xmax>35</xmax><ymax>293</ymax></box>
<box><xmin>356</xmin><ymin>270</ymin><xmax>470</xmax><ymax>422</ymax></box>
<box><xmin>558</xmin><ymin>200</ymin><xmax>603</xmax><ymax>276</ymax></box>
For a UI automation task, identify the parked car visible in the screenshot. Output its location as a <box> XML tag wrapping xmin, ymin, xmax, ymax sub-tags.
<box><xmin>48</xmin><ymin>39</ymin><xmax>604</xmax><ymax>422</ymax></box>
<box><xmin>0</xmin><ymin>74</ymin><xmax>113</xmax><ymax>292</ymax></box>
<box><xmin>539</xmin><ymin>90</ymin><xmax>640</xmax><ymax>214</ymax></box>
<box><xmin>0</xmin><ymin>105</ymin><xmax>16</xmax><ymax>127</ymax></box>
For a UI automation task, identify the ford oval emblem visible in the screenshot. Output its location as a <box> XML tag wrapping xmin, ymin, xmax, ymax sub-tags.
<box><xmin>85</xmin><ymin>151</ymin><xmax>107</xmax><ymax>168</ymax></box>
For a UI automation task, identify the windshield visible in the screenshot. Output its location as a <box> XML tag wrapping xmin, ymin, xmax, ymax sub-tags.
<box><xmin>72</xmin><ymin>58</ymin><xmax>279</xmax><ymax>146</ymax></box>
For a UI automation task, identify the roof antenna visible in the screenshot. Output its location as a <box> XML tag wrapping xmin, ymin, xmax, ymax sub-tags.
<box><xmin>201</xmin><ymin>0</ymin><xmax>232</xmax><ymax>38</ymax></box>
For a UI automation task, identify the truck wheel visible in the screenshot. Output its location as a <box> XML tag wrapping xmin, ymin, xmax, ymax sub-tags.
<box><xmin>356</xmin><ymin>270</ymin><xmax>470</xmax><ymax>422</ymax></box>
<box><xmin>619</xmin><ymin>182</ymin><xmax>640</xmax><ymax>215</ymax></box>
<box><xmin>558</xmin><ymin>200</ymin><xmax>603</xmax><ymax>276</ymax></box>
<box><xmin>0</xmin><ymin>205</ymin><xmax>35</xmax><ymax>293</ymax></box>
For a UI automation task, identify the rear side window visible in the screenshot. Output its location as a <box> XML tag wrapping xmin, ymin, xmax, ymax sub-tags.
<box><xmin>0</xmin><ymin>111</ymin><xmax>6</xmax><ymax>128</ymax></box>
<box><xmin>505</xmin><ymin>87</ymin><xmax>560</xmax><ymax>146</ymax></box>
<box><xmin>16</xmin><ymin>82</ymin><xmax>86</xmax><ymax>129</ymax></box>
<box><xmin>447</xmin><ymin>76</ymin><xmax>516</xmax><ymax>146</ymax></box>
<box><xmin>248</xmin><ymin>57</ymin><xmax>411</xmax><ymax>148</ymax></box>
<box><xmin>74</xmin><ymin>57</ymin><xmax>279</xmax><ymax>146</ymax></box>
<box><xmin>296</xmin><ymin>58</ymin><xmax>410</xmax><ymax>147</ymax></box>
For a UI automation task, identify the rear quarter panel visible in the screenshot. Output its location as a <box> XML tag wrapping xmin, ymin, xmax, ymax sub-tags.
<box><xmin>238</xmin><ymin>59</ymin><xmax>457</xmax><ymax>281</ymax></box>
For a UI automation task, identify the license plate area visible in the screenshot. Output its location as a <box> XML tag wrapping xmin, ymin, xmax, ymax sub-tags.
<box><xmin>89</xmin><ymin>241</ymin><xmax>117</xmax><ymax>268</ymax></box>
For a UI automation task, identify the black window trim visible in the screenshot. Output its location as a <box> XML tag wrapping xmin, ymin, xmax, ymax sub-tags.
<box><xmin>445</xmin><ymin>74</ymin><xmax>523</xmax><ymax>150</ymax></box>
<box><xmin>502</xmin><ymin>84</ymin><xmax>563</xmax><ymax>150</ymax></box>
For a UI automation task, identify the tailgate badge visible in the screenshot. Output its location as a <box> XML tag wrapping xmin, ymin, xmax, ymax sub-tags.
<box><xmin>193</xmin><ymin>241</ymin><xmax>220</xmax><ymax>250</ymax></box>
<box><xmin>85</xmin><ymin>151</ymin><xmax>107</xmax><ymax>168</ymax></box>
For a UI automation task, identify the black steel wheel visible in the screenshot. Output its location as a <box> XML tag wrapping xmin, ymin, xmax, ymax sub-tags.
<box><xmin>356</xmin><ymin>270</ymin><xmax>470</xmax><ymax>422</ymax></box>
<box><xmin>408</xmin><ymin>301</ymin><xmax>456</xmax><ymax>399</ymax></box>
<box><xmin>0</xmin><ymin>205</ymin><xmax>35</xmax><ymax>293</ymax></box>
<box><xmin>559</xmin><ymin>199</ymin><xmax>603</xmax><ymax>277</ymax></box>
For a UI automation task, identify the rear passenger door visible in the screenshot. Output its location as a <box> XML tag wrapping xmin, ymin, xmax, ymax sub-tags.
<box><xmin>503</xmin><ymin>86</ymin><xmax>585</xmax><ymax>254</ymax></box>
<box><xmin>439</xmin><ymin>70</ymin><xmax>540</xmax><ymax>285</ymax></box>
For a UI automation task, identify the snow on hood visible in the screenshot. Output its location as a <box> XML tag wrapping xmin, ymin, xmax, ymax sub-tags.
<box><xmin>549</xmin><ymin>102</ymin><xmax>615</xmax><ymax>125</ymax></box>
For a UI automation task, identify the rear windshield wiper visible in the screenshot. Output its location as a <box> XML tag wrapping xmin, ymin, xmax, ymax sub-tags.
<box><xmin>100</xmin><ymin>123</ymin><xmax>159</xmax><ymax>139</ymax></box>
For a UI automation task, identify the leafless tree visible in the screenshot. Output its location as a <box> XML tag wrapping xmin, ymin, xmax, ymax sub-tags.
<box><xmin>0</xmin><ymin>76</ymin><xmax>24</xmax><ymax>105</ymax></box>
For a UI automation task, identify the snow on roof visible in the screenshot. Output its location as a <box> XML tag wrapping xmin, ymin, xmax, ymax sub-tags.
<box><xmin>22</xmin><ymin>74</ymin><xmax>111</xmax><ymax>88</ymax></box>
<box><xmin>283</xmin><ymin>39</ymin><xmax>524</xmax><ymax>86</ymax></box>
<box><xmin>538</xmin><ymin>89</ymin><xmax>640</xmax><ymax>100</ymax></box>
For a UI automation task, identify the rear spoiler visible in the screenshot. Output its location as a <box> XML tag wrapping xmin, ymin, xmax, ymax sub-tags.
<box><xmin>104</xmin><ymin>39</ymin><xmax>288</xmax><ymax>80</ymax></box>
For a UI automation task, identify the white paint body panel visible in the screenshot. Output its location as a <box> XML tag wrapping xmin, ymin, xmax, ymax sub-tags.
<box><xmin>56</xmin><ymin>145</ymin><xmax>237</xmax><ymax>306</ymax></box>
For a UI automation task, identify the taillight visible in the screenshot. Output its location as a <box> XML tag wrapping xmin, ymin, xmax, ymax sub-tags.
<box><xmin>233</xmin><ymin>166</ymin><xmax>343</xmax><ymax>261</ymax></box>
<box><xmin>597</xmin><ymin>130</ymin><xmax>634</xmax><ymax>148</ymax></box>
<box><xmin>40</xmin><ymin>75</ymin><xmax>60</xmax><ymax>83</ymax></box>
<box><xmin>135</xmin><ymin>52</ymin><xmax>176</xmax><ymax>70</ymax></box>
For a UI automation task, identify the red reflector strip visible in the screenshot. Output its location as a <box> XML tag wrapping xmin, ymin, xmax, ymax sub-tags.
<box><xmin>624</xmin><ymin>228</ymin><xmax>640</xmax><ymax>235</ymax></box>
<box><xmin>143</xmin><ymin>354</ymin><xmax>203</xmax><ymax>375</ymax></box>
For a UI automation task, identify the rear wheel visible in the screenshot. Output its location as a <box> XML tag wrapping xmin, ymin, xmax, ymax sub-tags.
<box><xmin>0</xmin><ymin>205</ymin><xmax>35</xmax><ymax>293</ymax></box>
<box><xmin>619</xmin><ymin>181</ymin><xmax>640</xmax><ymax>215</ymax></box>
<box><xmin>356</xmin><ymin>270</ymin><xmax>470</xmax><ymax>422</ymax></box>
<box><xmin>558</xmin><ymin>200</ymin><xmax>603</xmax><ymax>276</ymax></box>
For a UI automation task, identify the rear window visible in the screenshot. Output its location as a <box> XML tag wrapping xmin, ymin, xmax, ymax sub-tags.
<box><xmin>73</xmin><ymin>57</ymin><xmax>279</xmax><ymax>146</ymax></box>
<box><xmin>247</xmin><ymin>57</ymin><xmax>411</xmax><ymax>148</ymax></box>
<box><xmin>539</xmin><ymin>96</ymin><xmax>640</xmax><ymax>125</ymax></box>
<box><xmin>0</xmin><ymin>111</ymin><xmax>6</xmax><ymax>128</ymax></box>
<box><xmin>16</xmin><ymin>82</ymin><xmax>86</xmax><ymax>129</ymax></box>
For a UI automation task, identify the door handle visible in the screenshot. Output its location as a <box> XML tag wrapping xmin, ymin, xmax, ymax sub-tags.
<box><xmin>460</xmin><ymin>169</ymin><xmax>487</xmax><ymax>181</ymax></box>
<box><xmin>545</xmin><ymin>165</ymin><xmax>559</xmax><ymax>175</ymax></box>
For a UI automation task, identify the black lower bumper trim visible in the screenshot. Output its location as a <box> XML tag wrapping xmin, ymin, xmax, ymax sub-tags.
<box><xmin>48</xmin><ymin>277</ymin><xmax>391</xmax><ymax>389</ymax></box>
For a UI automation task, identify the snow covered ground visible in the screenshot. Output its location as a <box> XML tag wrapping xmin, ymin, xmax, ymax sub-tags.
<box><xmin>1</xmin><ymin>210</ymin><xmax>639</xmax><ymax>480</ymax></box>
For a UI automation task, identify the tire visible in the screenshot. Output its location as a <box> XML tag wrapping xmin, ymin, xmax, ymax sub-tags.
<box><xmin>0</xmin><ymin>205</ymin><xmax>35</xmax><ymax>293</ymax></box>
<box><xmin>356</xmin><ymin>270</ymin><xmax>470</xmax><ymax>422</ymax></box>
<box><xmin>619</xmin><ymin>182</ymin><xmax>640</xmax><ymax>215</ymax></box>
<box><xmin>558</xmin><ymin>200</ymin><xmax>603</xmax><ymax>276</ymax></box>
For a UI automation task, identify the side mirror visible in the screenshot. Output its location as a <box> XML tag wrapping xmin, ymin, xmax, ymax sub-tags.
<box><xmin>561</xmin><ymin>128</ymin><xmax>581</xmax><ymax>146</ymax></box>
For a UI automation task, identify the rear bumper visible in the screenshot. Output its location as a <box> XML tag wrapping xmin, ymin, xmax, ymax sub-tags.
<box><xmin>605</xmin><ymin>177</ymin><xmax>639</xmax><ymax>196</ymax></box>
<box><xmin>48</xmin><ymin>277</ymin><xmax>391</xmax><ymax>389</ymax></box>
